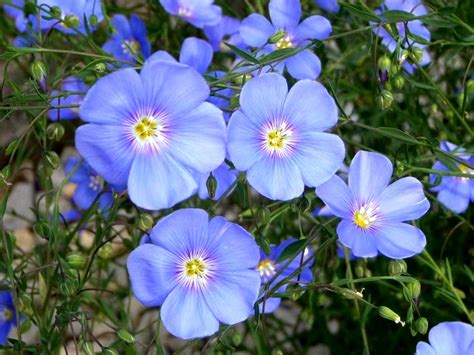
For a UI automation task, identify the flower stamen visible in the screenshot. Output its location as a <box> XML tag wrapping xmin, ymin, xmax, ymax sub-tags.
<box><xmin>353</xmin><ymin>202</ymin><xmax>378</xmax><ymax>229</ymax></box>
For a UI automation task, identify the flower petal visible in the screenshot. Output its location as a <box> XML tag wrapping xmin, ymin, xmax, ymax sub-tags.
<box><xmin>140</xmin><ymin>61</ymin><xmax>209</xmax><ymax>118</ymax></box>
<box><xmin>378</xmin><ymin>177</ymin><xmax>430</xmax><ymax>222</ymax></box>
<box><xmin>179</xmin><ymin>37</ymin><xmax>213</xmax><ymax>74</ymax></box>
<box><xmin>160</xmin><ymin>284</ymin><xmax>219</xmax><ymax>339</ymax></box>
<box><xmin>204</xmin><ymin>269</ymin><xmax>261</xmax><ymax>324</ymax></box>
<box><xmin>247</xmin><ymin>156</ymin><xmax>304</xmax><ymax>201</ymax></box>
<box><xmin>127</xmin><ymin>152</ymin><xmax>197</xmax><ymax>210</ymax></box>
<box><xmin>269</xmin><ymin>0</ymin><xmax>301</xmax><ymax>30</ymax></box>
<box><xmin>80</xmin><ymin>68</ymin><xmax>143</xmax><ymax>125</ymax></box>
<box><xmin>146</xmin><ymin>50</ymin><xmax>178</xmax><ymax>64</ymax></box>
<box><xmin>75</xmin><ymin>124</ymin><xmax>135</xmax><ymax>186</ymax></box>
<box><xmin>150</xmin><ymin>208</ymin><xmax>210</xmax><ymax>254</ymax></box>
<box><xmin>437</xmin><ymin>180</ymin><xmax>470</xmax><ymax>214</ymax></box>
<box><xmin>240</xmin><ymin>14</ymin><xmax>274</xmax><ymax>47</ymax></box>
<box><xmin>427</xmin><ymin>322</ymin><xmax>474</xmax><ymax>354</ymax></box>
<box><xmin>294</xmin><ymin>15</ymin><xmax>332</xmax><ymax>41</ymax></box>
<box><xmin>240</xmin><ymin>73</ymin><xmax>288</xmax><ymax>125</ymax></box>
<box><xmin>285</xmin><ymin>50</ymin><xmax>321</xmax><ymax>80</ymax></box>
<box><xmin>348</xmin><ymin>151</ymin><xmax>393</xmax><ymax>203</ymax></box>
<box><xmin>111</xmin><ymin>14</ymin><xmax>132</xmax><ymax>38</ymax></box>
<box><xmin>316</xmin><ymin>175</ymin><xmax>353</xmax><ymax>219</ymax></box>
<box><xmin>127</xmin><ymin>244</ymin><xmax>178</xmax><ymax>307</ymax></box>
<box><xmin>227</xmin><ymin>110</ymin><xmax>265</xmax><ymax>171</ymax></box>
<box><xmin>337</xmin><ymin>220</ymin><xmax>378</xmax><ymax>258</ymax></box>
<box><xmin>293</xmin><ymin>132</ymin><xmax>345</xmax><ymax>187</ymax></box>
<box><xmin>374</xmin><ymin>222</ymin><xmax>426</xmax><ymax>259</ymax></box>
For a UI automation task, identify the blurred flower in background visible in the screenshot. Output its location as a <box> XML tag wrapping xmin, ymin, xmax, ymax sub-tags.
<box><xmin>314</xmin><ymin>0</ymin><xmax>340</xmax><ymax>13</ymax></box>
<box><xmin>204</xmin><ymin>16</ymin><xmax>246</xmax><ymax>52</ymax></box>
<box><xmin>159</xmin><ymin>0</ymin><xmax>221</xmax><ymax>28</ymax></box>
<box><xmin>48</xmin><ymin>77</ymin><xmax>88</xmax><ymax>121</ymax></box>
<box><xmin>0</xmin><ymin>291</ymin><xmax>19</xmax><ymax>345</ymax></box>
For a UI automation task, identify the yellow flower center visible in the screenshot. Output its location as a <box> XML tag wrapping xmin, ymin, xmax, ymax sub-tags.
<box><xmin>265</xmin><ymin>122</ymin><xmax>293</xmax><ymax>153</ymax></box>
<box><xmin>121</xmin><ymin>40</ymin><xmax>141</xmax><ymax>55</ymax></box>
<box><xmin>3</xmin><ymin>308</ymin><xmax>13</xmax><ymax>321</ymax></box>
<box><xmin>275</xmin><ymin>35</ymin><xmax>293</xmax><ymax>49</ymax></box>
<box><xmin>185</xmin><ymin>258</ymin><xmax>206</xmax><ymax>278</ymax></box>
<box><xmin>353</xmin><ymin>203</ymin><xmax>378</xmax><ymax>229</ymax></box>
<box><xmin>256</xmin><ymin>259</ymin><xmax>276</xmax><ymax>278</ymax></box>
<box><xmin>134</xmin><ymin>117</ymin><xmax>159</xmax><ymax>141</ymax></box>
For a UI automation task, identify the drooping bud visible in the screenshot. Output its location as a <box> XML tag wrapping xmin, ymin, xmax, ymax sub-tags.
<box><xmin>31</xmin><ymin>61</ymin><xmax>47</xmax><ymax>91</ymax></box>
<box><xmin>407</xmin><ymin>280</ymin><xmax>421</xmax><ymax>299</ymax></box>
<box><xmin>47</xmin><ymin>123</ymin><xmax>65</xmax><ymax>141</ymax></box>
<box><xmin>393</xmin><ymin>75</ymin><xmax>405</xmax><ymax>89</ymax></box>
<box><xmin>44</xmin><ymin>151</ymin><xmax>60</xmax><ymax>171</ymax></box>
<box><xmin>232</xmin><ymin>334</ymin><xmax>242</xmax><ymax>346</ymax></box>
<box><xmin>378</xmin><ymin>306</ymin><xmax>405</xmax><ymax>326</ymax></box>
<box><xmin>66</xmin><ymin>252</ymin><xmax>87</xmax><ymax>269</ymax></box>
<box><xmin>378</xmin><ymin>55</ymin><xmax>391</xmax><ymax>71</ymax></box>
<box><xmin>89</xmin><ymin>14</ymin><xmax>98</xmax><ymax>27</ymax></box>
<box><xmin>94</xmin><ymin>63</ymin><xmax>106</xmax><ymax>73</ymax></box>
<box><xmin>137</xmin><ymin>213</ymin><xmax>154</xmax><ymax>231</ymax></box>
<box><xmin>378</xmin><ymin>90</ymin><xmax>394</xmax><ymax>110</ymax></box>
<box><xmin>388</xmin><ymin>259</ymin><xmax>407</xmax><ymax>276</ymax></box>
<box><xmin>206</xmin><ymin>173</ymin><xmax>217</xmax><ymax>199</ymax></box>
<box><xmin>64</xmin><ymin>14</ymin><xmax>80</xmax><ymax>29</ymax></box>
<box><xmin>117</xmin><ymin>329</ymin><xmax>135</xmax><ymax>344</ymax></box>
<box><xmin>415</xmin><ymin>317</ymin><xmax>428</xmax><ymax>335</ymax></box>
<box><xmin>50</xmin><ymin>6</ymin><xmax>62</xmax><ymax>19</ymax></box>
<box><xmin>410</xmin><ymin>47</ymin><xmax>424</xmax><ymax>64</ymax></box>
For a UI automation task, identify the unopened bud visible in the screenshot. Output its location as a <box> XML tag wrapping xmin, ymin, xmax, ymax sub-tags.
<box><xmin>339</xmin><ymin>288</ymin><xmax>364</xmax><ymax>300</ymax></box>
<box><xmin>206</xmin><ymin>173</ymin><xmax>217</xmax><ymax>199</ymax></box>
<box><xmin>50</xmin><ymin>6</ymin><xmax>62</xmax><ymax>19</ymax></box>
<box><xmin>31</xmin><ymin>60</ymin><xmax>47</xmax><ymax>91</ymax></box>
<box><xmin>117</xmin><ymin>329</ymin><xmax>135</xmax><ymax>344</ymax></box>
<box><xmin>66</xmin><ymin>252</ymin><xmax>87</xmax><ymax>269</ymax></box>
<box><xmin>94</xmin><ymin>63</ymin><xmax>106</xmax><ymax>73</ymax></box>
<box><xmin>388</xmin><ymin>259</ymin><xmax>407</xmax><ymax>276</ymax></box>
<box><xmin>44</xmin><ymin>151</ymin><xmax>60</xmax><ymax>170</ymax></box>
<box><xmin>378</xmin><ymin>55</ymin><xmax>391</xmax><ymax>71</ymax></box>
<box><xmin>47</xmin><ymin>123</ymin><xmax>65</xmax><ymax>141</ymax></box>
<box><xmin>415</xmin><ymin>317</ymin><xmax>428</xmax><ymax>335</ymax></box>
<box><xmin>98</xmin><ymin>244</ymin><xmax>113</xmax><ymax>259</ymax></box>
<box><xmin>393</xmin><ymin>75</ymin><xmax>405</xmax><ymax>89</ymax></box>
<box><xmin>64</xmin><ymin>14</ymin><xmax>80</xmax><ymax>29</ymax></box>
<box><xmin>378</xmin><ymin>90</ymin><xmax>394</xmax><ymax>110</ymax></box>
<box><xmin>138</xmin><ymin>213</ymin><xmax>154</xmax><ymax>230</ymax></box>
<box><xmin>268</xmin><ymin>30</ymin><xmax>286</xmax><ymax>44</ymax></box>
<box><xmin>407</xmin><ymin>280</ymin><xmax>421</xmax><ymax>298</ymax></box>
<box><xmin>410</xmin><ymin>47</ymin><xmax>424</xmax><ymax>64</ymax></box>
<box><xmin>378</xmin><ymin>306</ymin><xmax>405</xmax><ymax>326</ymax></box>
<box><xmin>400</xmin><ymin>49</ymin><xmax>410</xmax><ymax>63</ymax></box>
<box><xmin>89</xmin><ymin>14</ymin><xmax>98</xmax><ymax>27</ymax></box>
<box><xmin>232</xmin><ymin>334</ymin><xmax>242</xmax><ymax>346</ymax></box>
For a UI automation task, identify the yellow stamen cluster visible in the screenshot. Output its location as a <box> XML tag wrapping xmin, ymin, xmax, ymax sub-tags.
<box><xmin>185</xmin><ymin>258</ymin><xmax>206</xmax><ymax>278</ymax></box>
<box><xmin>275</xmin><ymin>36</ymin><xmax>293</xmax><ymax>49</ymax></box>
<box><xmin>266</xmin><ymin>123</ymin><xmax>292</xmax><ymax>151</ymax></box>
<box><xmin>134</xmin><ymin>117</ymin><xmax>158</xmax><ymax>141</ymax></box>
<box><xmin>3</xmin><ymin>308</ymin><xmax>13</xmax><ymax>321</ymax></box>
<box><xmin>121</xmin><ymin>40</ymin><xmax>141</xmax><ymax>54</ymax></box>
<box><xmin>256</xmin><ymin>259</ymin><xmax>276</xmax><ymax>278</ymax></box>
<box><xmin>353</xmin><ymin>204</ymin><xmax>378</xmax><ymax>229</ymax></box>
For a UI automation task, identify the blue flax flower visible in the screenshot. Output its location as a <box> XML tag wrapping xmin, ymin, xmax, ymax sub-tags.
<box><xmin>103</xmin><ymin>14</ymin><xmax>151</xmax><ymax>66</ymax></box>
<box><xmin>415</xmin><ymin>321</ymin><xmax>474</xmax><ymax>354</ymax></box>
<box><xmin>227</xmin><ymin>73</ymin><xmax>344</xmax><ymax>201</ymax></box>
<box><xmin>430</xmin><ymin>141</ymin><xmax>474</xmax><ymax>214</ymax></box>
<box><xmin>194</xmin><ymin>162</ymin><xmax>238</xmax><ymax>200</ymax></box>
<box><xmin>76</xmin><ymin>60</ymin><xmax>226</xmax><ymax>210</ymax></box>
<box><xmin>314</xmin><ymin>0</ymin><xmax>340</xmax><ymax>13</ymax></box>
<box><xmin>203</xmin><ymin>16</ymin><xmax>245</xmax><ymax>52</ymax></box>
<box><xmin>240</xmin><ymin>0</ymin><xmax>332</xmax><ymax>80</ymax></box>
<box><xmin>316</xmin><ymin>151</ymin><xmax>430</xmax><ymax>258</ymax></box>
<box><xmin>64</xmin><ymin>157</ymin><xmax>117</xmax><ymax>213</ymax></box>
<box><xmin>4</xmin><ymin>0</ymin><xmax>31</xmax><ymax>32</ymax></box>
<box><xmin>37</xmin><ymin>0</ymin><xmax>104</xmax><ymax>34</ymax></box>
<box><xmin>159</xmin><ymin>0</ymin><xmax>221</xmax><ymax>28</ymax></box>
<box><xmin>0</xmin><ymin>291</ymin><xmax>18</xmax><ymax>345</ymax></box>
<box><xmin>127</xmin><ymin>209</ymin><xmax>261</xmax><ymax>339</ymax></box>
<box><xmin>374</xmin><ymin>0</ymin><xmax>431</xmax><ymax>74</ymax></box>
<box><xmin>48</xmin><ymin>77</ymin><xmax>88</xmax><ymax>121</ymax></box>
<box><xmin>257</xmin><ymin>238</ymin><xmax>313</xmax><ymax>313</ymax></box>
<box><xmin>147</xmin><ymin>37</ymin><xmax>213</xmax><ymax>74</ymax></box>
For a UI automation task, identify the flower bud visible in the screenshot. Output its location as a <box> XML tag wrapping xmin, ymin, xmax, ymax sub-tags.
<box><xmin>50</xmin><ymin>6</ymin><xmax>62</xmax><ymax>19</ymax></box>
<box><xmin>47</xmin><ymin>123</ymin><xmax>65</xmax><ymax>142</ymax></box>
<box><xmin>410</xmin><ymin>47</ymin><xmax>424</xmax><ymax>64</ymax></box>
<box><xmin>98</xmin><ymin>244</ymin><xmax>113</xmax><ymax>259</ymax></box>
<box><xmin>399</xmin><ymin>49</ymin><xmax>410</xmax><ymax>63</ymax></box>
<box><xmin>268</xmin><ymin>30</ymin><xmax>286</xmax><ymax>44</ymax></box>
<box><xmin>339</xmin><ymin>288</ymin><xmax>364</xmax><ymax>300</ymax></box>
<box><xmin>31</xmin><ymin>60</ymin><xmax>47</xmax><ymax>91</ymax></box>
<box><xmin>64</xmin><ymin>14</ymin><xmax>80</xmax><ymax>29</ymax></box>
<box><xmin>94</xmin><ymin>63</ymin><xmax>106</xmax><ymax>73</ymax></box>
<box><xmin>415</xmin><ymin>317</ymin><xmax>428</xmax><ymax>335</ymax></box>
<box><xmin>33</xmin><ymin>220</ymin><xmax>50</xmax><ymax>238</ymax></box>
<box><xmin>378</xmin><ymin>90</ymin><xmax>394</xmax><ymax>110</ymax></box>
<box><xmin>66</xmin><ymin>252</ymin><xmax>87</xmax><ymax>269</ymax></box>
<box><xmin>393</xmin><ymin>75</ymin><xmax>405</xmax><ymax>89</ymax></box>
<box><xmin>206</xmin><ymin>173</ymin><xmax>217</xmax><ymax>199</ymax></box>
<box><xmin>378</xmin><ymin>55</ymin><xmax>391</xmax><ymax>71</ymax></box>
<box><xmin>378</xmin><ymin>306</ymin><xmax>405</xmax><ymax>326</ymax></box>
<box><xmin>117</xmin><ymin>329</ymin><xmax>135</xmax><ymax>344</ymax></box>
<box><xmin>59</xmin><ymin>274</ymin><xmax>79</xmax><ymax>296</ymax></box>
<box><xmin>89</xmin><ymin>14</ymin><xmax>98</xmax><ymax>27</ymax></box>
<box><xmin>388</xmin><ymin>259</ymin><xmax>407</xmax><ymax>276</ymax></box>
<box><xmin>44</xmin><ymin>151</ymin><xmax>60</xmax><ymax>170</ymax></box>
<box><xmin>232</xmin><ymin>334</ymin><xmax>242</xmax><ymax>346</ymax></box>
<box><xmin>138</xmin><ymin>213</ymin><xmax>154</xmax><ymax>231</ymax></box>
<box><xmin>407</xmin><ymin>280</ymin><xmax>421</xmax><ymax>299</ymax></box>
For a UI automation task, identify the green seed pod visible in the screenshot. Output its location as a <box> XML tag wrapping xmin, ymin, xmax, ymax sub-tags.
<box><xmin>378</xmin><ymin>90</ymin><xmax>394</xmax><ymax>110</ymax></box>
<box><xmin>388</xmin><ymin>259</ymin><xmax>407</xmax><ymax>276</ymax></box>
<box><xmin>400</xmin><ymin>49</ymin><xmax>410</xmax><ymax>63</ymax></box>
<box><xmin>66</xmin><ymin>252</ymin><xmax>87</xmax><ymax>269</ymax></box>
<box><xmin>20</xmin><ymin>318</ymin><xmax>32</xmax><ymax>334</ymax></box>
<box><xmin>94</xmin><ymin>62</ymin><xmax>106</xmax><ymax>73</ymax></box>
<box><xmin>50</xmin><ymin>6</ymin><xmax>62</xmax><ymax>18</ymax></box>
<box><xmin>393</xmin><ymin>75</ymin><xmax>405</xmax><ymax>89</ymax></box>
<box><xmin>137</xmin><ymin>213</ymin><xmax>154</xmax><ymax>231</ymax></box>
<box><xmin>378</xmin><ymin>55</ymin><xmax>391</xmax><ymax>71</ymax></box>
<box><xmin>89</xmin><ymin>14</ymin><xmax>98</xmax><ymax>27</ymax></box>
<box><xmin>378</xmin><ymin>306</ymin><xmax>405</xmax><ymax>326</ymax></box>
<box><xmin>206</xmin><ymin>173</ymin><xmax>217</xmax><ymax>199</ymax></box>
<box><xmin>402</xmin><ymin>285</ymin><xmax>413</xmax><ymax>301</ymax></box>
<box><xmin>410</xmin><ymin>47</ymin><xmax>424</xmax><ymax>64</ymax></box>
<box><xmin>287</xmin><ymin>284</ymin><xmax>305</xmax><ymax>301</ymax></box>
<box><xmin>268</xmin><ymin>30</ymin><xmax>286</xmax><ymax>44</ymax></box>
<box><xmin>232</xmin><ymin>334</ymin><xmax>242</xmax><ymax>346</ymax></box>
<box><xmin>33</xmin><ymin>220</ymin><xmax>50</xmax><ymax>238</ymax></box>
<box><xmin>415</xmin><ymin>317</ymin><xmax>429</xmax><ymax>335</ymax></box>
<box><xmin>64</xmin><ymin>14</ymin><xmax>80</xmax><ymax>29</ymax></box>
<box><xmin>44</xmin><ymin>151</ymin><xmax>60</xmax><ymax>170</ymax></box>
<box><xmin>98</xmin><ymin>244</ymin><xmax>113</xmax><ymax>259</ymax></box>
<box><xmin>407</xmin><ymin>280</ymin><xmax>421</xmax><ymax>299</ymax></box>
<box><xmin>47</xmin><ymin>123</ymin><xmax>65</xmax><ymax>142</ymax></box>
<box><xmin>59</xmin><ymin>274</ymin><xmax>79</xmax><ymax>296</ymax></box>
<box><xmin>117</xmin><ymin>329</ymin><xmax>135</xmax><ymax>344</ymax></box>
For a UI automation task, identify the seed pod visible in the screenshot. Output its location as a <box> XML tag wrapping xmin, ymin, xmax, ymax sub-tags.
<box><xmin>117</xmin><ymin>329</ymin><xmax>135</xmax><ymax>344</ymax></box>
<box><xmin>66</xmin><ymin>252</ymin><xmax>87</xmax><ymax>269</ymax></box>
<box><xmin>47</xmin><ymin>123</ymin><xmax>65</xmax><ymax>141</ymax></box>
<box><xmin>388</xmin><ymin>259</ymin><xmax>407</xmax><ymax>275</ymax></box>
<box><xmin>137</xmin><ymin>213</ymin><xmax>154</xmax><ymax>231</ymax></box>
<box><xmin>407</xmin><ymin>280</ymin><xmax>421</xmax><ymax>299</ymax></box>
<box><xmin>415</xmin><ymin>317</ymin><xmax>428</xmax><ymax>335</ymax></box>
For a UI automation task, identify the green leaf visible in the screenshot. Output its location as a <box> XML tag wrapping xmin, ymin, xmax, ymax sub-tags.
<box><xmin>379</xmin><ymin>10</ymin><xmax>416</xmax><ymax>22</ymax></box>
<box><xmin>435</xmin><ymin>151</ymin><xmax>460</xmax><ymax>173</ymax></box>
<box><xmin>375</xmin><ymin>127</ymin><xmax>421</xmax><ymax>145</ymax></box>
<box><xmin>276</xmin><ymin>239</ymin><xmax>306</xmax><ymax>263</ymax></box>
<box><xmin>422</xmin><ymin>17</ymin><xmax>457</xmax><ymax>28</ymax></box>
<box><xmin>343</xmin><ymin>4</ymin><xmax>379</xmax><ymax>22</ymax></box>
<box><xmin>223</xmin><ymin>43</ymin><xmax>260</xmax><ymax>64</ymax></box>
<box><xmin>259</xmin><ymin>47</ymin><xmax>300</xmax><ymax>64</ymax></box>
